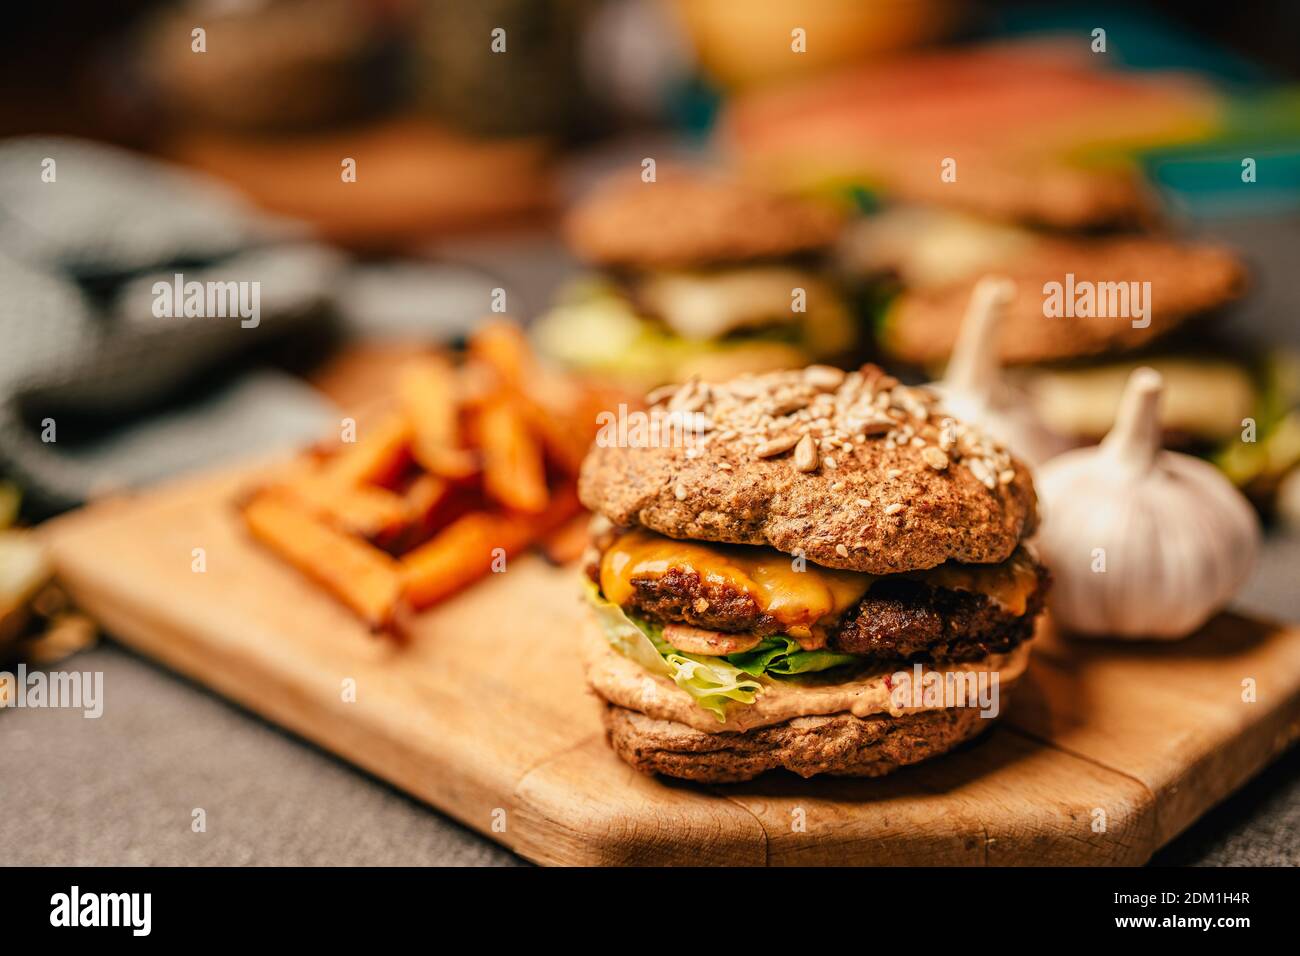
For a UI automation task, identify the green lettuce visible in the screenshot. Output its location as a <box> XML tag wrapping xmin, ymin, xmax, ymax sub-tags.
<box><xmin>587</xmin><ymin>582</ymin><xmax>760</xmax><ymax>721</ymax></box>
<box><xmin>726</xmin><ymin>636</ymin><xmax>858</xmax><ymax>677</ymax></box>
<box><xmin>585</xmin><ymin>583</ymin><xmax>858</xmax><ymax>721</ymax></box>
<box><xmin>531</xmin><ymin>278</ymin><xmax>855</xmax><ymax>383</ymax></box>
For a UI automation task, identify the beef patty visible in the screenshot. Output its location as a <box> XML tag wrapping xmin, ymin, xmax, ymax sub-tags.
<box><xmin>586</xmin><ymin>550</ymin><xmax>1048</xmax><ymax>664</ymax></box>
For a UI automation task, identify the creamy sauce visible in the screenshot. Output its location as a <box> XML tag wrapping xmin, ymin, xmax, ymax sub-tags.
<box><xmin>599</xmin><ymin>529</ymin><xmax>1041</xmax><ymax>643</ymax></box>
<box><xmin>583</xmin><ymin>620</ymin><xmax>1032</xmax><ymax>733</ymax></box>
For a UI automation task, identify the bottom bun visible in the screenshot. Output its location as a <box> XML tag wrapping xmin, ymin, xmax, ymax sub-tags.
<box><xmin>600</xmin><ymin>701</ymin><xmax>1001</xmax><ymax>784</ymax></box>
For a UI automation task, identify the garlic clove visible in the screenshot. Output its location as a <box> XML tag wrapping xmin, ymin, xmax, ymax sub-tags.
<box><xmin>944</xmin><ymin>275</ymin><xmax>1016</xmax><ymax>401</ymax></box>
<box><xmin>1099</xmin><ymin>365</ymin><xmax>1162</xmax><ymax>475</ymax></box>
<box><xmin>932</xmin><ymin>275</ymin><xmax>1071</xmax><ymax>467</ymax></box>
<box><xmin>1034</xmin><ymin>367</ymin><xmax>1261</xmax><ymax>640</ymax></box>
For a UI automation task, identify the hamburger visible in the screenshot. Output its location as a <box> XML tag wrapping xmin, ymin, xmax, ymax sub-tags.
<box><xmin>838</xmin><ymin>205</ymin><xmax>1300</xmax><ymax>506</ymax></box>
<box><xmin>577</xmin><ymin>364</ymin><xmax>1047</xmax><ymax>782</ymax></box>
<box><xmin>846</xmin><ymin>205</ymin><xmax>1247</xmax><ymax>372</ymax></box>
<box><xmin>532</xmin><ymin>170</ymin><xmax>857</xmax><ymax>391</ymax></box>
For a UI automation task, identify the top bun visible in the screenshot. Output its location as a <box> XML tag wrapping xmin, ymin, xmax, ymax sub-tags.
<box><xmin>563</xmin><ymin>170</ymin><xmax>843</xmax><ymax>270</ymax></box>
<box><xmin>882</xmin><ymin>238</ymin><xmax>1246</xmax><ymax>367</ymax></box>
<box><xmin>579</xmin><ymin>365</ymin><xmax>1038</xmax><ymax>575</ymax></box>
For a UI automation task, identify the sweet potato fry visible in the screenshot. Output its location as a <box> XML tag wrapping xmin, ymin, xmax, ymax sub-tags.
<box><xmin>469</xmin><ymin>320</ymin><xmax>533</xmax><ymax>390</ymax></box>
<box><xmin>243</xmin><ymin>494</ymin><xmax>404</xmax><ymax>631</ymax></box>
<box><xmin>400</xmin><ymin>489</ymin><xmax>582</xmax><ymax>609</ymax></box>
<box><xmin>380</xmin><ymin>473</ymin><xmax>453</xmax><ymax>553</ymax></box>
<box><xmin>403</xmin><ymin>472</ymin><xmax>450</xmax><ymax>524</ymax></box>
<box><xmin>539</xmin><ymin>512</ymin><xmax>592</xmax><ymax>566</ymax></box>
<box><xmin>324</xmin><ymin>414</ymin><xmax>412</xmax><ymax>488</ymax></box>
<box><xmin>397</xmin><ymin>356</ymin><xmax>478</xmax><ymax>479</ymax></box>
<box><xmin>518</xmin><ymin>385</ymin><xmax>618</xmax><ymax>476</ymax></box>
<box><xmin>476</xmin><ymin>396</ymin><xmax>549</xmax><ymax>514</ymax></box>
<box><xmin>239</xmin><ymin>324</ymin><xmax>606</xmax><ymax>633</ymax></box>
<box><xmin>267</xmin><ymin>475</ymin><xmax>411</xmax><ymax>541</ymax></box>
<box><xmin>399</xmin><ymin>513</ymin><xmax>526</xmax><ymax>609</ymax></box>
<box><xmin>468</xmin><ymin>321</ymin><xmax>614</xmax><ymax>474</ymax></box>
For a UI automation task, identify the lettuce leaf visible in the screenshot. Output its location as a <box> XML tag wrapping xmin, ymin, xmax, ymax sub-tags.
<box><xmin>586</xmin><ymin>582</ymin><xmax>761</xmax><ymax>721</ymax></box>
<box><xmin>586</xmin><ymin>580</ymin><xmax>672</xmax><ymax>678</ymax></box>
<box><xmin>726</xmin><ymin>636</ymin><xmax>859</xmax><ymax>677</ymax></box>
<box><xmin>585</xmin><ymin>584</ymin><xmax>862</xmax><ymax>720</ymax></box>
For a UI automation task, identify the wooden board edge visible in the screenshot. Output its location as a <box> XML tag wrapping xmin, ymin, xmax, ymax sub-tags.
<box><xmin>995</xmin><ymin>724</ymin><xmax>1159</xmax><ymax>866</ymax></box>
<box><xmin>1022</xmin><ymin>616</ymin><xmax>1300</xmax><ymax>853</ymax></box>
<box><xmin>507</xmin><ymin>736</ymin><xmax>771</xmax><ymax>866</ymax></box>
<box><xmin>1152</xmin><ymin>686</ymin><xmax>1300</xmax><ymax>848</ymax></box>
<box><xmin>508</xmin><ymin>720</ymin><xmax>1160</xmax><ymax>867</ymax></box>
<box><xmin>51</xmin><ymin>560</ymin><xmax>547</xmax><ymax>860</ymax></box>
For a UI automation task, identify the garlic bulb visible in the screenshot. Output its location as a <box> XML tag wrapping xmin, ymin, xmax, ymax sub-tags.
<box><xmin>1035</xmin><ymin>367</ymin><xmax>1261</xmax><ymax>639</ymax></box>
<box><xmin>931</xmin><ymin>276</ymin><xmax>1070</xmax><ymax>466</ymax></box>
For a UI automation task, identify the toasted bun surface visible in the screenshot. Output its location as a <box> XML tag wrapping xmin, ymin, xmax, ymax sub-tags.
<box><xmin>882</xmin><ymin>239</ymin><xmax>1246</xmax><ymax>367</ymax></box>
<box><xmin>563</xmin><ymin>171</ymin><xmax>843</xmax><ymax>269</ymax></box>
<box><xmin>602</xmin><ymin>702</ymin><xmax>996</xmax><ymax>782</ymax></box>
<box><xmin>579</xmin><ymin>366</ymin><xmax>1038</xmax><ymax>575</ymax></box>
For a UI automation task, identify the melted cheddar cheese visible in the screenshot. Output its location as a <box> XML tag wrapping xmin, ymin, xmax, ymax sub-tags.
<box><xmin>600</xmin><ymin>528</ymin><xmax>869</xmax><ymax>647</ymax></box>
<box><xmin>599</xmin><ymin>529</ymin><xmax>1039</xmax><ymax>647</ymax></box>
<box><xmin>908</xmin><ymin>548</ymin><xmax>1040</xmax><ymax>616</ymax></box>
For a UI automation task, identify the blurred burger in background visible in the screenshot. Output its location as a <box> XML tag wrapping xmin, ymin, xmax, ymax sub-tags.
<box><xmin>532</xmin><ymin>169</ymin><xmax>858</xmax><ymax>390</ymax></box>
<box><xmin>841</xmin><ymin>205</ymin><xmax>1250</xmax><ymax>435</ymax></box>
<box><xmin>719</xmin><ymin>39</ymin><xmax>1299</xmax><ymax>507</ymax></box>
<box><xmin>843</xmin><ymin>200</ymin><xmax>1296</xmax><ymax>510</ymax></box>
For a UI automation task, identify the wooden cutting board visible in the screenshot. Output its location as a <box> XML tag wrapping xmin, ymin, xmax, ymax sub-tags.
<box><xmin>41</xmin><ymin>462</ymin><xmax>1300</xmax><ymax>866</ymax></box>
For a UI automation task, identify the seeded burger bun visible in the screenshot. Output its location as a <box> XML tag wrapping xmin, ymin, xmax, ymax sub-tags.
<box><xmin>535</xmin><ymin>170</ymin><xmax>855</xmax><ymax>391</ymax></box>
<box><xmin>844</xmin><ymin>206</ymin><xmax>1249</xmax><ymax>368</ymax></box>
<box><xmin>563</xmin><ymin>170</ymin><xmax>844</xmax><ymax>270</ymax></box>
<box><xmin>880</xmin><ymin>238</ymin><xmax>1246</xmax><ymax>367</ymax></box>
<box><xmin>581</xmin><ymin>365</ymin><xmax>1037</xmax><ymax>574</ymax></box>
<box><xmin>578</xmin><ymin>365</ymin><xmax>1047</xmax><ymax>783</ymax></box>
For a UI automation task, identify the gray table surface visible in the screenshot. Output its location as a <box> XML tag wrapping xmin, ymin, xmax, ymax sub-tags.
<box><xmin>2</xmin><ymin>214</ymin><xmax>1298</xmax><ymax>868</ymax></box>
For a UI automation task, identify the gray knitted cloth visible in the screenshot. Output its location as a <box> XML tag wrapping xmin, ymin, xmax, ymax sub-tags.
<box><xmin>0</xmin><ymin>137</ymin><xmax>340</xmax><ymax>513</ymax></box>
